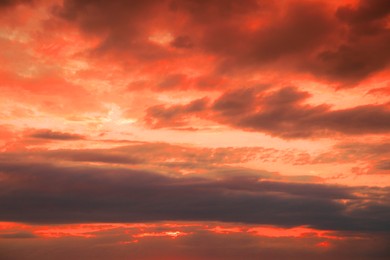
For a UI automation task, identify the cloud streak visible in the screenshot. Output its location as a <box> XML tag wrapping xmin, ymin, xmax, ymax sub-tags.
<box><xmin>146</xmin><ymin>86</ymin><xmax>390</xmax><ymax>138</ymax></box>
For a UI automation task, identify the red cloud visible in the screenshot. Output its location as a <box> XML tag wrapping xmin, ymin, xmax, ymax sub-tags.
<box><xmin>51</xmin><ymin>0</ymin><xmax>390</xmax><ymax>86</ymax></box>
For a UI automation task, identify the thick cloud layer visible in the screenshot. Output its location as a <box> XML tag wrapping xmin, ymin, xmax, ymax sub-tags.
<box><xmin>0</xmin><ymin>155</ymin><xmax>389</xmax><ymax>231</ymax></box>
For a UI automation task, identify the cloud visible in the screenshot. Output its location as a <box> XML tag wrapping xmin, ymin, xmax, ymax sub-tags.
<box><xmin>0</xmin><ymin>155</ymin><xmax>389</xmax><ymax>232</ymax></box>
<box><xmin>212</xmin><ymin>88</ymin><xmax>257</xmax><ymax>116</ymax></box>
<box><xmin>0</xmin><ymin>231</ymin><xmax>36</xmax><ymax>239</ymax></box>
<box><xmin>146</xmin><ymin>98</ymin><xmax>209</xmax><ymax>128</ymax></box>
<box><xmin>376</xmin><ymin>160</ymin><xmax>390</xmax><ymax>170</ymax></box>
<box><xmin>220</xmin><ymin>87</ymin><xmax>390</xmax><ymax>138</ymax></box>
<box><xmin>310</xmin><ymin>140</ymin><xmax>390</xmax><ymax>174</ymax></box>
<box><xmin>43</xmin><ymin>149</ymin><xmax>142</xmax><ymax>165</ymax></box>
<box><xmin>53</xmin><ymin>0</ymin><xmax>172</xmax><ymax>61</ymax></box>
<box><xmin>28</xmin><ymin>129</ymin><xmax>85</xmax><ymax>141</ymax></box>
<box><xmin>50</xmin><ymin>0</ymin><xmax>390</xmax><ymax>86</ymax></box>
<box><xmin>200</xmin><ymin>1</ymin><xmax>335</xmax><ymax>72</ymax></box>
<box><xmin>170</xmin><ymin>35</ymin><xmax>193</xmax><ymax>49</ymax></box>
<box><xmin>0</xmin><ymin>0</ymin><xmax>33</xmax><ymax>9</ymax></box>
<box><xmin>183</xmin><ymin>0</ymin><xmax>390</xmax><ymax>84</ymax></box>
<box><xmin>0</xmin><ymin>142</ymin><xmax>295</xmax><ymax>175</ymax></box>
<box><xmin>145</xmin><ymin>86</ymin><xmax>390</xmax><ymax>138</ymax></box>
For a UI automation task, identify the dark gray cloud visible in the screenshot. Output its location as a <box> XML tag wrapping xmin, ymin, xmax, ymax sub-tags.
<box><xmin>28</xmin><ymin>129</ymin><xmax>85</xmax><ymax>141</ymax></box>
<box><xmin>0</xmin><ymin>159</ymin><xmax>388</xmax><ymax>232</ymax></box>
<box><xmin>0</xmin><ymin>232</ymin><xmax>36</xmax><ymax>239</ymax></box>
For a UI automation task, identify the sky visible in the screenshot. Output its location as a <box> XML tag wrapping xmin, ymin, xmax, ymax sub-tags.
<box><xmin>0</xmin><ymin>0</ymin><xmax>389</xmax><ymax>259</ymax></box>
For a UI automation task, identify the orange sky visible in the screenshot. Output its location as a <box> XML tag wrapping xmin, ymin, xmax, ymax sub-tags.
<box><xmin>0</xmin><ymin>0</ymin><xmax>389</xmax><ymax>259</ymax></box>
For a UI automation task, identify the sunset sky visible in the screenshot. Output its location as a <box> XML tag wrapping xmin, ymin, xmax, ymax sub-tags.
<box><xmin>0</xmin><ymin>0</ymin><xmax>389</xmax><ymax>259</ymax></box>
